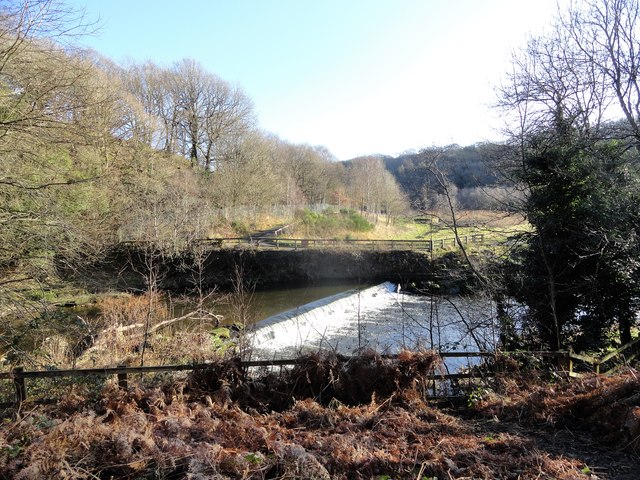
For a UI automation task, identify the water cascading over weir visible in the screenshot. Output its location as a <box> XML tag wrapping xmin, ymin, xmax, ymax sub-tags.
<box><xmin>247</xmin><ymin>282</ymin><xmax>497</xmax><ymax>366</ymax></box>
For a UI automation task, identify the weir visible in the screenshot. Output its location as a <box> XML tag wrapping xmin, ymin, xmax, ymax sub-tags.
<box><xmin>247</xmin><ymin>282</ymin><xmax>497</xmax><ymax>369</ymax></box>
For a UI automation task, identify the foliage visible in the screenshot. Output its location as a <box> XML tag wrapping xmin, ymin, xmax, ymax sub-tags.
<box><xmin>0</xmin><ymin>0</ymin><xmax>520</xmax><ymax>372</ymax></box>
<box><xmin>473</xmin><ymin>370</ymin><xmax>640</xmax><ymax>454</ymax></box>
<box><xmin>498</xmin><ymin>0</ymin><xmax>640</xmax><ymax>350</ymax></box>
<box><xmin>510</xmin><ymin>138</ymin><xmax>640</xmax><ymax>349</ymax></box>
<box><xmin>70</xmin><ymin>293</ymin><xmax>235</xmax><ymax>368</ymax></box>
<box><xmin>386</xmin><ymin>144</ymin><xmax>510</xmax><ymax>210</ymax></box>
<box><xmin>344</xmin><ymin>156</ymin><xmax>411</xmax><ymax>221</ymax></box>
<box><xmin>297</xmin><ymin>208</ymin><xmax>374</xmax><ymax>237</ymax></box>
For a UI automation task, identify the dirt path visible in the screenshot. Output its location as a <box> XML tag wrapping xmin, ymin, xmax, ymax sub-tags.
<box><xmin>468</xmin><ymin>417</ymin><xmax>640</xmax><ymax>479</ymax></box>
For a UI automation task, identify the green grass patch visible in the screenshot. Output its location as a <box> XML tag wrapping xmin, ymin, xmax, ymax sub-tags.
<box><xmin>368</xmin><ymin>219</ymin><xmax>530</xmax><ymax>243</ymax></box>
<box><xmin>296</xmin><ymin>209</ymin><xmax>374</xmax><ymax>237</ymax></box>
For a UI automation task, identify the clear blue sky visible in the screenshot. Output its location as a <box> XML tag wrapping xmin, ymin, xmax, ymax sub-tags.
<box><xmin>67</xmin><ymin>0</ymin><xmax>559</xmax><ymax>160</ymax></box>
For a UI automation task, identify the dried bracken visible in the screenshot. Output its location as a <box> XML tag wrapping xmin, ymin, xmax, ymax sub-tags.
<box><xmin>2</xmin><ymin>352</ymin><xmax>638</xmax><ymax>479</ymax></box>
<box><xmin>476</xmin><ymin>369</ymin><xmax>640</xmax><ymax>454</ymax></box>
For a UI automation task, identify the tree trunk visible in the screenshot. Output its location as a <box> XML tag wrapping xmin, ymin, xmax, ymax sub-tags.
<box><xmin>190</xmin><ymin>141</ymin><xmax>198</xmax><ymax>166</ymax></box>
<box><xmin>619</xmin><ymin>315</ymin><xmax>632</xmax><ymax>345</ymax></box>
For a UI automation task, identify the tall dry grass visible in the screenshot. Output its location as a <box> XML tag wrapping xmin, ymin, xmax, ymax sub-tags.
<box><xmin>72</xmin><ymin>293</ymin><xmax>229</xmax><ymax>368</ymax></box>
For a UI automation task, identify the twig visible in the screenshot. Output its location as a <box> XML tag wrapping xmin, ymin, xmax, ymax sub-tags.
<box><xmin>415</xmin><ymin>461</ymin><xmax>427</xmax><ymax>480</ymax></box>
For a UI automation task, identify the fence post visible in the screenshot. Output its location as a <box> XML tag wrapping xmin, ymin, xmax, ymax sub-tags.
<box><xmin>494</xmin><ymin>353</ymin><xmax>503</xmax><ymax>374</ymax></box>
<box><xmin>13</xmin><ymin>367</ymin><xmax>26</xmax><ymax>407</ymax></box>
<box><xmin>557</xmin><ymin>351</ymin><xmax>572</xmax><ymax>374</ymax></box>
<box><xmin>117</xmin><ymin>366</ymin><xmax>128</xmax><ymax>390</ymax></box>
<box><xmin>568</xmin><ymin>353</ymin><xmax>573</xmax><ymax>376</ymax></box>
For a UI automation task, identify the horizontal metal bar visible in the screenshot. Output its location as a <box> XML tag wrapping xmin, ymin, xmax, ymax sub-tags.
<box><xmin>0</xmin><ymin>351</ymin><xmax>572</xmax><ymax>380</ymax></box>
<box><xmin>0</xmin><ymin>364</ymin><xmax>197</xmax><ymax>380</ymax></box>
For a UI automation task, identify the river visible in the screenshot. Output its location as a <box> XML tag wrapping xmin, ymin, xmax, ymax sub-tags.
<box><xmin>173</xmin><ymin>281</ymin><xmax>499</xmax><ymax>370</ymax></box>
<box><xmin>244</xmin><ymin>283</ymin><xmax>499</xmax><ymax>368</ymax></box>
<box><xmin>216</xmin><ymin>281</ymin><xmax>367</xmax><ymax>324</ymax></box>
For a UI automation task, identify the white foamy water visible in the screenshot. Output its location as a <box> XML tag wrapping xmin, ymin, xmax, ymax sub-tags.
<box><xmin>247</xmin><ymin>282</ymin><xmax>497</xmax><ymax>367</ymax></box>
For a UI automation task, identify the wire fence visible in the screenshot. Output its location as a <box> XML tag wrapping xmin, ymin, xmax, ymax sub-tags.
<box><xmin>3</xmin><ymin>344</ymin><xmax>637</xmax><ymax>408</ymax></box>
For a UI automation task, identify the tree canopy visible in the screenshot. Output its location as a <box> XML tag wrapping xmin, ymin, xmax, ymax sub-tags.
<box><xmin>500</xmin><ymin>0</ymin><xmax>640</xmax><ymax>350</ymax></box>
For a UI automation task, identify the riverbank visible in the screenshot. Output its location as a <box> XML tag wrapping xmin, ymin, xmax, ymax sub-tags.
<box><xmin>3</xmin><ymin>354</ymin><xmax>640</xmax><ymax>479</ymax></box>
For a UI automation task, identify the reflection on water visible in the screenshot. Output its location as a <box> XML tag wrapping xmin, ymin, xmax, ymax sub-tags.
<box><xmin>231</xmin><ymin>282</ymin><xmax>367</xmax><ymax>323</ymax></box>
<box><xmin>176</xmin><ymin>282</ymin><xmax>367</xmax><ymax>328</ymax></box>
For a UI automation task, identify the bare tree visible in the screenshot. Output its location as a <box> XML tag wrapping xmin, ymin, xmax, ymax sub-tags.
<box><xmin>0</xmin><ymin>0</ymin><xmax>110</xmax><ymax>365</ymax></box>
<box><xmin>498</xmin><ymin>0</ymin><xmax>640</xmax><ymax>147</ymax></box>
<box><xmin>417</xmin><ymin>147</ymin><xmax>490</xmax><ymax>286</ymax></box>
<box><xmin>123</xmin><ymin>59</ymin><xmax>255</xmax><ymax>168</ymax></box>
<box><xmin>496</xmin><ymin>0</ymin><xmax>640</xmax><ymax>349</ymax></box>
<box><xmin>200</xmin><ymin>75</ymin><xmax>255</xmax><ymax>170</ymax></box>
<box><xmin>212</xmin><ymin>131</ymin><xmax>281</xmax><ymax>210</ymax></box>
<box><xmin>346</xmin><ymin>156</ymin><xmax>409</xmax><ymax>222</ymax></box>
<box><xmin>275</xmin><ymin>142</ymin><xmax>330</xmax><ymax>206</ymax></box>
<box><xmin>562</xmin><ymin>0</ymin><xmax>640</xmax><ymax>143</ymax></box>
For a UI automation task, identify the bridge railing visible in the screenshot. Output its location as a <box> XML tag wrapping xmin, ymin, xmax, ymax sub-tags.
<box><xmin>196</xmin><ymin>234</ymin><xmax>485</xmax><ymax>251</ymax></box>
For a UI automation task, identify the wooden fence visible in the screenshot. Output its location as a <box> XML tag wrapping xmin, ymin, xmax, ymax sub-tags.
<box><xmin>197</xmin><ymin>234</ymin><xmax>485</xmax><ymax>252</ymax></box>
<box><xmin>561</xmin><ymin>337</ymin><xmax>640</xmax><ymax>376</ymax></box>
<box><xmin>3</xmin><ymin>342</ymin><xmax>638</xmax><ymax>408</ymax></box>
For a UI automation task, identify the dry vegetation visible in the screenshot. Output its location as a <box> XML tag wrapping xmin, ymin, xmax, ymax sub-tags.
<box><xmin>2</xmin><ymin>351</ymin><xmax>640</xmax><ymax>479</ymax></box>
<box><xmin>474</xmin><ymin>369</ymin><xmax>640</xmax><ymax>452</ymax></box>
<box><xmin>23</xmin><ymin>292</ymin><xmax>232</xmax><ymax>371</ymax></box>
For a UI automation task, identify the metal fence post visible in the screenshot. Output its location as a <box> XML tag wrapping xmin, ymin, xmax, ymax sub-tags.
<box><xmin>13</xmin><ymin>367</ymin><xmax>26</xmax><ymax>407</ymax></box>
<box><xmin>117</xmin><ymin>366</ymin><xmax>128</xmax><ymax>390</ymax></box>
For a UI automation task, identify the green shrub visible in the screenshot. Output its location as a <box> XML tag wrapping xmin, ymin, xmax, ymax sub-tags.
<box><xmin>297</xmin><ymin>209</ymin><xmax>373</xmax><ymax>236</ymax></box>
<box><xmin>230</xmin><ymin>221</ymin><xmax>250</xmax><ymax>236</ymax></box>
<box><xmin>347</xmin><ymin>210</ymin><xmax>374</xmax><ymax>232</ymax></box>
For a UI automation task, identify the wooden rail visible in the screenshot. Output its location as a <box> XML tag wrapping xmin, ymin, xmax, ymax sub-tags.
<box><xmin>195</xmin><ymin>234</ymin><xmax>485</xmax><ymax>252</ymax></box>
<box><xmin>562</xmin><ymin>337</ymin><xmax>640</xmax><ymax>376</ymax></box>
<box><xmin>4</xmin><ymin>347</ymin><xmax>632</xmax><ymax>408</ymax></box>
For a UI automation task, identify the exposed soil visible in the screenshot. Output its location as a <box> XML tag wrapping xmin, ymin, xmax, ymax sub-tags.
<box><xmin>469</xmin><ymin>419</ymin><xmax>640</xmax><ymax>479</ymax></box>
<box><xmin>2</xmin><ymin>352</ymin><xmax>640</xmax><ymax>479</ymax></box>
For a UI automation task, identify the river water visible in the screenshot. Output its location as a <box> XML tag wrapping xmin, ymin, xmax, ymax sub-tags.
<box><xmin>173</xmin><ymin>281</ymin><xmax>499</xmax><ymax>372</ymax></box>
<box><xmin>244</xmin><ymin>282</ymin><xmax>499</xmax><ymax>371</ymax></box>
<box><xmin>219</xmin><ymin>282</ymin><xmax>367</xmax><ymax>324</ymax></box>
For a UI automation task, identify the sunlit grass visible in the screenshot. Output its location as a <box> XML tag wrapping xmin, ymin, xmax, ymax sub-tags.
<box><xmin>353</xmin><ymin>210</ymin><xmax>531</xmax><ymax>244</ymax></box>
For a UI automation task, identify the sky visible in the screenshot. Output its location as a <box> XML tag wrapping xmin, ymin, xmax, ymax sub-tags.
<box><xmin>66</xmin><ymin>0</ymin><xmax>560</xmax><ymax>160</ymax></box>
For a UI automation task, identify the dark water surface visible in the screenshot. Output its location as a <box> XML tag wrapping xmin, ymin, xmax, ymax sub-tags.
<box><xmin>231</xmin><ymin>282</ymin><xmax>367</xmax><ymax>322</ymax></box>
<box><xmin>171</xmin><ymin>281</ymin><xmax>367</xmax><ymax>328</ymax></box>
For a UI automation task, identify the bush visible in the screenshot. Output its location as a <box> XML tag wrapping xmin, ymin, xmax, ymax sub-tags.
<box><xmin>346</xmin><ymin>210</ymin><xmax>374</xmax><ymax>232</ymax></box>
<box><xmin>297</xmin><ymin>209</ymin><xmax>373</xmax><ymax>237</ymax></box>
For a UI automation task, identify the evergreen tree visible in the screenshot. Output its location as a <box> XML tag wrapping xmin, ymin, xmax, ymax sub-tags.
<box><xmin>512</xmin><ymin>132</ymin><xmax>640</xmax><ymax>349</ymax></box>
